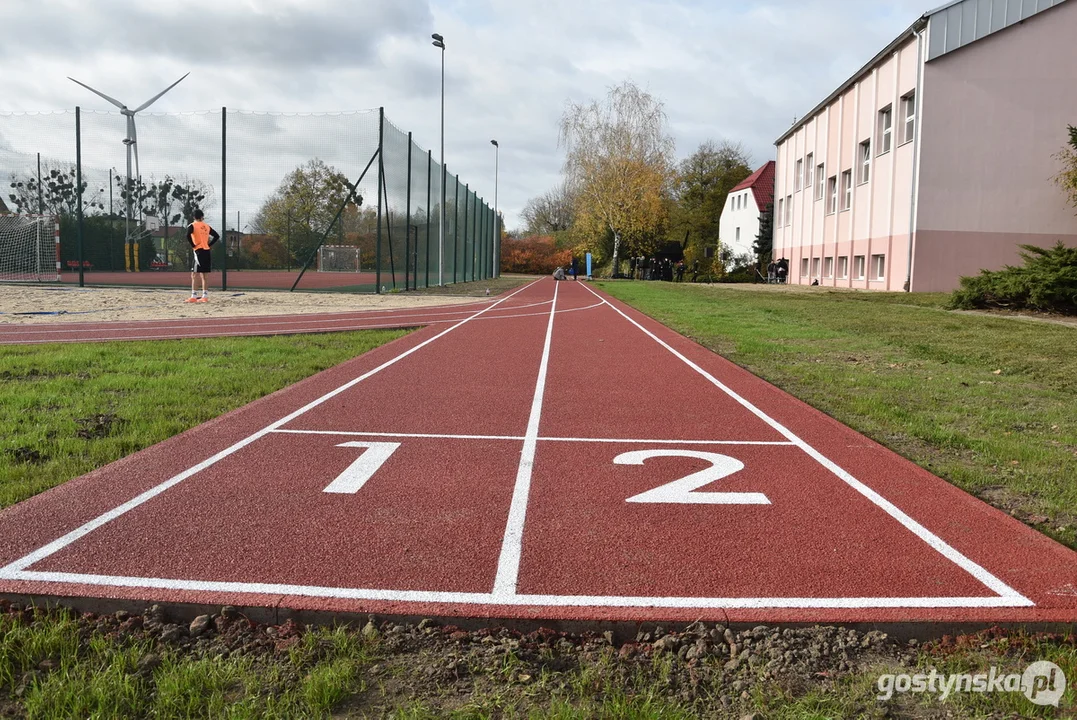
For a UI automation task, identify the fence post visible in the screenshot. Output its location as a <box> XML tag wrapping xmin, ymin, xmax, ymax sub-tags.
<box><xmin>221</xmin><ymin>107</ymin><xmax>227</xmax><ymax>291</ymax></box>
<box><xmin>426</xmin><ymin>150</ymin><xmax>432</xmax><ymax>290</ymax></box>
<box><xmin>375</xmin><ymin>107</ymin><xmax>384</xmax><ymax>294</ymax></box>
<box><xmin>75</xmin><ymin>107</ymin><xmax>84</xmax><ymax>288</ymax></box>
<box><xmin>462</xmin><ymin>184</ymin><xmax>469</xmax><ymax>282</ymax></box>
<box><xmin>405</xmin><ymin>132</ymin><xmax>412</xmax><ymax>292</ymax></box>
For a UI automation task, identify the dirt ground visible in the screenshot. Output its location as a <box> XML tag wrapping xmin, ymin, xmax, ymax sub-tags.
<box><xmin>0</xmin><ymin>285</ymin><xmax>480</xmax><ymax>325</ymax></box>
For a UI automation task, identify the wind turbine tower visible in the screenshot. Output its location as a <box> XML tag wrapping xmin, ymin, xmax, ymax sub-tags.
<box><xmin>68</xmin><ymin>73</ymin><xmax>189</xmax><ymax>272</ymax></box>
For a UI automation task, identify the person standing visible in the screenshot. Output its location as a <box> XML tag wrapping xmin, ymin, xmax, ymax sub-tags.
<box><xmin>570</xmin><ymin>256</ymin><xmax>579</xmax><ymax>281</ymax></box>
<box><xmin>185</xmin><ymin>209</ymin><xmax>220</xmax><ymax>303</ymax></box>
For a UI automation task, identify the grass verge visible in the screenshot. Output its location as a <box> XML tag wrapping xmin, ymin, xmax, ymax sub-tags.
<box><xmin>0</xmin><ymin>330</ymin><xmax>408</xmax><ymax>510</ymax></box>
<box><xmin>596</xmin><ymin>281</ymin><xmax>1077</xmax><ymax>550</ymax></box>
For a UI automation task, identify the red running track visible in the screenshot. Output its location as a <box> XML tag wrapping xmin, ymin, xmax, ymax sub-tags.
<box><xmin>1</xmin><ymin>278</ymin><xmax>1076</xmax><ymax>627</ymax></box>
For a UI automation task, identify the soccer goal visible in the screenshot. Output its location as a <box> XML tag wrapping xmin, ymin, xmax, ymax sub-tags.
<box><xmin>0</xmin><ymin>215</ymin><xmax>60</xmax><ymax>282</ymax></box>
<box><xmin>318</xmin><ymin>245</ymin><xmax>364</xmax><ymax>273</ymax></box>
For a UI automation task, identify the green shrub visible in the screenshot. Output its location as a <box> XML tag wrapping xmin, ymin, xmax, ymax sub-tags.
<box><xmin>949</xmin><ymin>241</ymin><xmax>1077</xmax><ymax>314</ymax></box>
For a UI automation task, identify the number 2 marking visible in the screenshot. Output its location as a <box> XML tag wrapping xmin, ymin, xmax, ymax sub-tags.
<box><xmin>323</xmin><ymin>442</ymin><xmax>401</xmax><ymax>494</ymax></box>
<box><xmin>614</xmin><ymin>450</ymin><xmax>771</xmax><ymax>505</ymax></box>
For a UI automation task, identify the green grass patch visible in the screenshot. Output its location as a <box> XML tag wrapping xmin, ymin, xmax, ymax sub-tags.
<box><xmin>597</xmin><ymin>281</ymin><xmax>1077</xmax><ymax>549</ymax></box>
<box><xmin>0</xmin><ymin>330</ymin><xmax>408</xmax><ymax>510</ymax></box>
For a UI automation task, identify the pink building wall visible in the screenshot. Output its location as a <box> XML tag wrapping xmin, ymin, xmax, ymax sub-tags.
<box><xmin>775</xmin><ymin>36</ymin><xmax>920</xmax><ymax>291</ymax></box>
<box><xmin>913</xmin><ymin>0</ymin><xmax>1077</xmax><ymax>292</ymax></box>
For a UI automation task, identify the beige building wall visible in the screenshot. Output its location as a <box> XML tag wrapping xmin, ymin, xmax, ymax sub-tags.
<box><xmin>913</xmin><ymin>0</ymin><xmax>1077</xmax><ymax>291</ymax></box>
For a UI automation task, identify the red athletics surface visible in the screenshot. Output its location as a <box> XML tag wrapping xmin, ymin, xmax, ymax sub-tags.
<box><xmin>1</xmin><ymin>278</ymin><xmax>1076</xmax><ymax>628</ymax></box>
<box><xmin>0</xmin><ymin>300</ymin><xmax>497</xmax><ymax>345</ymax></box>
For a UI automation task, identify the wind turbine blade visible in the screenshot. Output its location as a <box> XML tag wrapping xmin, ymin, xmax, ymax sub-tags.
<box><xmin>68</xmin><ymin>77</ymin><xmax>127</xmax><ymax>110</ymax></box>
<box><xmin>133</xmin><ymin>72</ymin><xmax>190</xmax><ymax>113</ymax></box>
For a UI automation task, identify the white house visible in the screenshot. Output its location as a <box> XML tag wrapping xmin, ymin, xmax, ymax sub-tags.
<box><xmin>719</xmin><ymin>161</ymin><xmax>775</xmax><ymax>259</ymax></box>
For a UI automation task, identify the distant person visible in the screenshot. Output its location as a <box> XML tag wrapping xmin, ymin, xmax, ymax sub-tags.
<box><xmin>186</xmin><ymin>209</ymin><xmax>220</xmax><ymax>303</ymax></box>
<box><xmin>675</xmin><ymin>260</ymin><xmax>685</xmax><ymax>282</ymax></box>
<box><xmin>777</xmin><ymin>258</ymin><xmax>788</xmax><ymax>284</ymax></box>
<box><xmin>570</xmin><ymin>257</ymin><xmax>579</xmax><ymax>281</ymax></box>
<box><xmin>553</xmin><ymin>266</ymin><xmax>566</xmax><ymax>281</ymax></box>
<box><xmin>767</xmin><ymin>260</ymin><xmax>777</xmax><ymax>284</ymax></box>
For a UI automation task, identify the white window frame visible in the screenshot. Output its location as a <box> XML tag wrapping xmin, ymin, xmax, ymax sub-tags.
<box><xmin>815</xmin><ymin>164</ymin><xmax>826</xmax><ymax>201</ymax></box>
<box><xmin>826</xmin><ymin>176</ymin><xmax>838</xmax><ymax>214</ymax></box>
<box><xmin>805</xmin><ymin>153</ymin><xmax>814</xmax><ymax>188</ymax></box>
<box><xmin>785</xmin><ymin>195</ymin><xmax>792</xmax><ymax>225</ymax></box>
<box><xmin>854</xmin><ymin>255</ymin><xmax>866</xmax><ymax>280</ymax></box>
<box><xmin>795</xmin><ymin>159</ymin><xmax>804</xmax><ymax>192</ymax></box>
<box><xmin>859</xmin><ymin>140</ymin><xmax>871</xmax><ymax>185</ymax></box>
<box><xmin>878</xmin><ymin>105</ymin><xmax>893</xmax><ymax>155</ymax></box>
<box><xmin>801</xmin><ymin>258</ymin><xmax>810</xmax><ymax>277</ymax></box>
<box><xmin>841</xmin><ymin>170</ymin><xmax>853</xmax><ymax>211</ymax></box>
<box><xmin>872</xmin><ymin>253</ymin><xmax>886</xmax><ymax>281</ymax></box>
<box><xmin>824</xmin><ymin>256</ymin><xmax>834</xmax><ymax>278</ymax></box>
<box><xmin>901</xmin><ymin>92</ymin><xmax>916</xmax><ymax>145</ymax></box>
<box><xmin>811</xmin><ymin>257</ymin><xmax>821</xmax><ymax>278</ymax></box>
<box><xmin>777</xmin><ymin>198</ymin><xmax>784</xmax><ymax>226</ymax></box>
<box><xmin>837</xmin><ymin>255</ymin><xmax>848</xmax><ymax>279</ymax></box>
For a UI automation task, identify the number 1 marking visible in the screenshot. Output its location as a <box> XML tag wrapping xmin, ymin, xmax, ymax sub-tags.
<box><xmin>323</xmin><ymin>442</ymin><xmax>401</xmax><ymax>494</ymax></box>
<box><xmin>615</xmin><ymin>449</ymin><xmax>771</xmax><ymax>505</ymax></box>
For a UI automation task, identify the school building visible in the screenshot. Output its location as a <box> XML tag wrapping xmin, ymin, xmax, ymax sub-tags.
<box><xmin>772</xmin><ymin>0</ymin><xmax>1077</xmax><ymax>291</ymax></box>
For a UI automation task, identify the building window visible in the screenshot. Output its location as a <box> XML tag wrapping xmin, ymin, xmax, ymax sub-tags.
<box><xmin>859</xmin><ymin>140</ymin><xmax>871</xmax><ymax>184</ymax></box>
<box><xmin>824</xmin><ymin>256</ymin><xmax>834</xmax><ymax>278</ymax></box>
<box><xmin>795</xmin><ymin>159</ymin><xmax>804</xmax><ymax>192</ymax></box>
<box><xmin>872</xmin><ymin>254</ymin><xmax>886</xmax><ymax>280</ymax></box>
<box><xmin>777</xmin><ymin>198</ymin><xmax>784</xmax><ymax>226</ymax></box>
<box><xmin>735</xmin><ymin>227</ymin><xmax>741</xmax><ymax>243</ymax></box>
<box><xmin>878</xmin><ymin>105</ymin><xmax>892</xmax><ymax>154</ymax></box>
<box><xmin>854</xmin><ymin>255</ymin><xmax>866</xmax><ymax>280</ymax></box>
<box><xmin>837</xmin><ymin>256</ymin><xmax>848</xmax><ymax>279</ymax></box>
<box><xmin>902</xmin><ymin>92</ymin><xmax>916</xmax><ymax>145</ymax></box>
<box><xmin>815</xmin><ymin>164</ymin><xmax>825</xmax><ymax>201</ymax></box>
<box><xmin>841</xmin><ymin>170</ymin><xmax>853</xmax><ymax>211</ymax></box>
<box><xmin>785</xmin><ymin>195</ymin><xmax>792</xmax><ymax>225</ymax></box>
<box><xmin>801</xmin><ymin>258</ymin><xmax>810</xmax><ymax>277</ymax></box>
<box><xmin>826</xmin><ymin>176</ymin><xmax>838</xmax><ymax>214</ymax></box>
<box><xmin>805</xmin><ymin>154</ymin><xmax>813</xmax><ymax>187</ymax></box>
<box><xmin>811</xmin><ymin>257</ymin><xmax>821</xmax><ymax>278</ymax></box>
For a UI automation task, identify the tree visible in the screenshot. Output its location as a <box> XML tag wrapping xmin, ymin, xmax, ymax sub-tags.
<box><xmin>7</xmin><ymin>163</ymin><xmax>107</xmax><ymax>217</ymax></box>
<box><xmin>1055</xmin><ymin>125</ymin><xmax>1077</xmax><ymax>212</ymax></box>
<box><xmin>255</xmin><ymin>159</ymin><xmax>357</xmax><ymax>269</ymax></box>
<box><xmin>521</xmin><ymin>181</ymin><xmax>576</xmax><ymax>235</ymax></box>
<box><xmin>672</xmin><ymin>141</ymin><xmax>752</xmax><ymax>250</ymax></box>
<box><xmin>559</xmin><ymin>81</ymin><xmax>675</xmax><ymax>275</ymax></box>
<box><xmin>753</xmin><ymin>202</ymin><xmax>774</xmax><ymax>268</ymax></box>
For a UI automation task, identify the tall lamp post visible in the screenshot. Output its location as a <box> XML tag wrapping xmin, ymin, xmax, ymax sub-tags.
<box><xmin>490</xmin><ymin>139</ymin><xmax>499</xmax><ymax>278</ymax></box>
<box><xmin>432</xmin><ymin>33</ymin><xmax>446</xmax><ymax>286</ymax></box>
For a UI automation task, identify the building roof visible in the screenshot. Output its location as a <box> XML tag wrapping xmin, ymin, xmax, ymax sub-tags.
<box><xmin>0</xmin><ymin>196</ymin><xmax>9</xmax><ymax>214</ymax></box>
<box><xmin>730</xmin><ymin>161</ymin><xmax>776</xmax><ymax>213</ymax></box>
<box><xmin>775</xmin><ymin>0</ymin><xmax>1071</xmax><ymax>145</ymax></box>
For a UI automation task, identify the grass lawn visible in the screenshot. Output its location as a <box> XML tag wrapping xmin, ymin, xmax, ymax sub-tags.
<box><xmin>0</xmin><ymin>330</ymin><xmax>409</xmax><ymax>510</ymax></box>
<box><xmin>597</xmin><ymin>281</ymin><xmax>1077</xmax><ymax>550</ymax></box>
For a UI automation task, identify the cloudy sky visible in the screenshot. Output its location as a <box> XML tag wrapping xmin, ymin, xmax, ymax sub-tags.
<box><xmin>1</xmin><ymin>0</ymin><xmax>933</xmax><ymax>230</ymax></box>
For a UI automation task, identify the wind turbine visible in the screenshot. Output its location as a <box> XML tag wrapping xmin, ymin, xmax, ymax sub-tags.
<box><xmin>68</xmin><ymin>73</ymin><xmax>189</xmax><ymax>271</ymax></box>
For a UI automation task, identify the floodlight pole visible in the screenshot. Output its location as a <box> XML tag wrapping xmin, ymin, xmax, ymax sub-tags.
<box><xmin>432</xmin><ymin>33</ymin><xmax>446</xmax><ymax>286</ymax></box>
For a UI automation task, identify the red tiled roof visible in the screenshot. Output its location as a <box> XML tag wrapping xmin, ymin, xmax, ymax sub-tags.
<box><xmin>730</xmin><ymin>161</ymin><xmax>775</xmax><ymax>213</ymax></box>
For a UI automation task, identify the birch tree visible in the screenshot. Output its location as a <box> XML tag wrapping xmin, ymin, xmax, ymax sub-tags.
<box><xmin>558</xmin><ymin>81</ymin><xmax>675</xmax><ymax>274</ymax></box>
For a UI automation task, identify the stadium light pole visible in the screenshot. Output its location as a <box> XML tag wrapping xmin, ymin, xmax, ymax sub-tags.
<box><xmin>432</xmin><ymin>33</ymin><xmax>446</xmax><ymax>286</ymax></box>
<box><xmin>491</xmin><ymin>140</ymin><xmax>499</xmax><ymax>277</ymax></box>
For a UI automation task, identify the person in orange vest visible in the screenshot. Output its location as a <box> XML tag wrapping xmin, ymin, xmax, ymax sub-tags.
<box><xmin>185</xmin><ymin>209</ymin><xmax>220</xmax><ymax>303</ymax></box>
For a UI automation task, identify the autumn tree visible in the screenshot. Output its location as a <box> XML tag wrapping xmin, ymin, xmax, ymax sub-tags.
<box><xmin>521</xmin><ymin>181</ymin><xmax>576</xmax><ymax>235</ymax></box>
<box><xmin>671</xmin><ymin>140</ymin><xmax>752</xmax><ymax>259</ymax></box>
<box><xmin>1055</xmin><ymin>125</ymin><xmax>1077</xmax><ymax>212</ymax></box>
<box><xmin>255</xmin><ymin>159</ymin><xmax>358</xmax><ymax>269</ymax></box>
<box><xmin>7</xmin><ymin>163</ymin><xmax>107</xmax><ymax>216</ymax></box>
<box><xmin>559</xmin><ymin>81</ymin><xmax>675</xmax><ymax>275</ymax></box>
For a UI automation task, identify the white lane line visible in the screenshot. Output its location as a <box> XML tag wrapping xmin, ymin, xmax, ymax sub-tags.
<box><xmin>492</xmin><ymin>281</ymin><xmax>559</xmax><ymax>600</ymax></box>
<box><xmin>579</xmin><ymin>282</ymin><xmax>1031</xmax><ymax>604</ymax></box>
<box><xmin>270</xmin><ymin>429</ymin><xmax>794</xmax><ymax>446</ymax></box>
<box><xmin>4</xmin><ymin>571</ymin><xmax>1033</xmax><ymax>608</ymax></box>
<box><xmin>0</xmin><ymin>280</ymin><xmax>543</xmax><ymax>579</ymax></box>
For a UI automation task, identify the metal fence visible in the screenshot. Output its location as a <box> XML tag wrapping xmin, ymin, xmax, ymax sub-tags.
<box><xmin>0</xmin><ymin>107</ymin><xmax>500</xmax><ymax>292</ymax></box>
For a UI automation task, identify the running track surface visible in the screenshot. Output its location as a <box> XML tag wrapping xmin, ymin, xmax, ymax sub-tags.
<box><xmin>58</xmin><ymin>270</ymin><xmax>379</xmax><ymax>291</ymax></box>
<box><xmin>1</xmin><ymin>279</ymin><xmax>1076</xmax><ymax>627</ymax></box>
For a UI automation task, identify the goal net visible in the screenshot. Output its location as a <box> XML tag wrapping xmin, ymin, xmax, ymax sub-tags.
<box><xmin>318</xmin><ymin>245</ymin><xmax>364</xmax><ymax>273</ymax></box>
<box><xmin>0</xmin><ymin>215</ymin><xmax>59</xmax><ymax>282</ymax></box>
